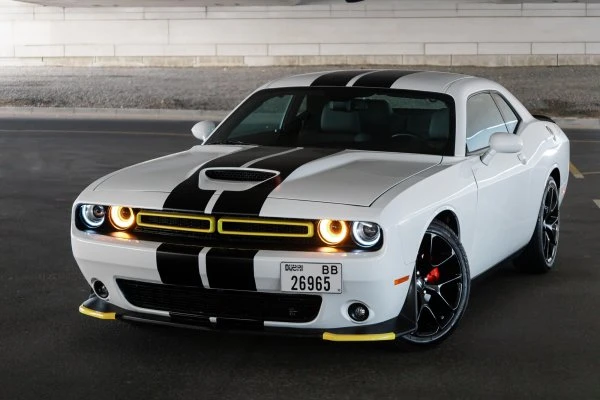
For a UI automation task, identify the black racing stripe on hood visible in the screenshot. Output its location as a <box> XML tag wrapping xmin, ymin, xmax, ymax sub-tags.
<box><xmin>211</xmin><ymin>147</ymin><xmax>343</xmax><ymax>216</ymax></box>
<box><xmin>162</xmin><ymin>146</ymin><xmax>290</xmax><ymax>213</ymax></box>
<box><xmin>352</xmin><ymin>70</ymin><xmax>419</xmax><ymax>88</ymax></box>
<box><xmin>206</xmin><ymin>248</ymin><xmax>258</xmax><ymax>291</ymax></box>
<box><xmin>156</xmin><ymin>243</ymin><xmax>204</xmax><ymax>286</ymax></box>
<box><xmin>311</xmin><ymin>70</ymin><xmax>373</xmax><ymax>87</ymax></box>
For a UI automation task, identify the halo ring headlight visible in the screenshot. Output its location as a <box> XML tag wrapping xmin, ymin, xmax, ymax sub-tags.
<box><xmin>318</xmin><ymin>220</ymin><xmax>348</xmax><ymax>245</ymax></box>
<box><xmin>351</xmin><ymin>221</ymin><xmax>381</xmax><ymax>248</ymax></box>
<box><xmin>109</xmin><ymin>206</ymin><xmax>135</xmax><ymax>230</ymax></box>
<box><xmin>80</xmin><ymin>205</ymin><xmax>106</xmax><ymax>228</ymax></box>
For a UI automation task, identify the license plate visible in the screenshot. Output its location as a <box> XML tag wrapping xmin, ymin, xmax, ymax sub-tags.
<box><xmin>280</xmin><ymin>262</ymin><xmax>342</xmax><ymax>294</ymax></box>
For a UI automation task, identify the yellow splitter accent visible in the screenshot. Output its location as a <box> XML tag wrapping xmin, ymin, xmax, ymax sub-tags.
<box><xmin>79</xmin><ymin>305</ymin><xmax>116</xmax><ymax>320</ymax></box>
<box><xmin>136</xmin><ymin>211</ymin><xmax>216</xmax><ymax>233</ymax></box>
<box><xmin>218</xmin><ymin>217</ymin><xmax>314</xmax><ymax>238</ymax></box>
<box><xmin>322</xmin><ymin>332</ymin><xmax>396</xmax><ymax>342</ymax></box>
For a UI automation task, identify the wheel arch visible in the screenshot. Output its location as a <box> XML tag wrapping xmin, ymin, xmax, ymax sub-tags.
<box><xmin>550</xmin><ymin>167</ymin><xmax>560</xmax><ymax>190</ymax></box>
<box><xmin>431</xmin><ymin>209</ymin><xmax>460</xmax><ymax>239</ymax></box>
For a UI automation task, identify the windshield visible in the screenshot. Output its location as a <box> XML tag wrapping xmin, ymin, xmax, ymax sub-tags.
<box><xmin>206</xmin><ymin>87</ymin><xmax>455</xmax><ymax>156</ymax></box>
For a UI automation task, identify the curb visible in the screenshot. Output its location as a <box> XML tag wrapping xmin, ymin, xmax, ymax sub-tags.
<box><xmin>0</xmin><ymin>107</ymin><xmax>598</xmax><ymax>131</ymax></box>
<box><xmin>0</xmin><ymin>107</ymin><xmax>229</xmax><ymax>122</ymax></box>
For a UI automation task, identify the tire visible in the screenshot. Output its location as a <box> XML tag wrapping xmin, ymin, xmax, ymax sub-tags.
<box><xmin>514</xmin><ymin>176</ymin><xmax>560</xmax><ymax>273</ymax></box>
<box><xmin>399</xmin><ymin>220</ymin><xmax>471</xmax><ymax>346</ymax></box>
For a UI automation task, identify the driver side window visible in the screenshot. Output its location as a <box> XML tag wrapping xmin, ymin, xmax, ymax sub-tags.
<box><xmin>466</xmin><ymin>93</ymin><xmax>508</xmax><ymax>153</ymax></box>
<box><xmin>230</xmin><ymin>94</ymin><xmax>293</xmax><ymax>138</ymax></box>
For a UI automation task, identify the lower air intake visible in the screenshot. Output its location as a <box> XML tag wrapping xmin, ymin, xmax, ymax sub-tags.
<box><xmin>117</xmin><ymin>279</ymin><xmax>322</xmax><ymax>323</ymax></box>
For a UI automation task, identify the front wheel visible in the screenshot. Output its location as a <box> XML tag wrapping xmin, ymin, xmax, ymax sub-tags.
<box><xmin>400</xmin><ymin>220</ymin><xmax>470</xmax><ymax>346</ymax></box>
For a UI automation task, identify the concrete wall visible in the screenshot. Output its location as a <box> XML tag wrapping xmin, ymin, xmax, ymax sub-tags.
<box><xmin>1</xmin><ymin>0</ymin><xmax>600</xmax><ymax>67</ymax></box>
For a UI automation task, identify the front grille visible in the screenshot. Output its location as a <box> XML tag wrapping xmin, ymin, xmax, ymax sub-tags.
<box><xmin>134</xmin><ymin>210</ymin><xmax>315</xmax><ymax>243</ymax></box>
<box><xmin>218</xmin><ymin>218</ymin><xmax>313</xmax><ymax>238</ymax></box>
<box><xmin>204</xmin><ymin>169</ymin><xmax>277</xmax><ymax>182</ymax></box>
<box><xmin>132</xmin><ymin>226</ymin><xmax>317</xmax><ymax>251</ymax></box>
<box><xmin>117</xmin><ymin>279</ymin><xmax>322</xmax><ymax>323</ymax></box>
<box><xmin>137</xmin><ymin>212</ymin><xmax>214</xmax><ymax>233</ymax></box>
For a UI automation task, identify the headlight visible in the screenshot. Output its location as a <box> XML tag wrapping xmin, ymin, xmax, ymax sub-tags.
<box><xmin>80</xmin><ymin>205</ymin><xmax>106</xmax><ymax>228</ymax></box>
<box><xmin>351</xmin><ymin>221</ymin><xmax>381</xmax><ymax>248</ymax></box>
<box><xmin>318</xmin><ymin>220</ymin><xmax>348</xmax><ymax>245</ymax></box>
<box><xmin>109</xmin><ymin>206</ymin><xmax>135</xmax><ymax>230</ymax></box>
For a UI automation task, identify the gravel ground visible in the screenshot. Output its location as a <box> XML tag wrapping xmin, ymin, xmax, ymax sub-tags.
<box><xmin>1</xmin><ymin>65</ymin><xmax>599</xmax><ymax>117</ymax></box>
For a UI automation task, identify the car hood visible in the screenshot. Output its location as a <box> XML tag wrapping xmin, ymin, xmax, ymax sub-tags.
<box><xmin>95</xmin><ymin>145</ymin><xmax>442</xmax><ymax>207</ymax></box>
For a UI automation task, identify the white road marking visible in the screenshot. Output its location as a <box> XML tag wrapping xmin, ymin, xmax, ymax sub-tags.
<box><xmin>594</xmin><ymin>200</ymin><xmax>600</xmax><ymax>210</ymax></box>
<box><xmin>570</xmin><ymin>162</ymin><xmax>584</xmax><ymax>179</ymax></box>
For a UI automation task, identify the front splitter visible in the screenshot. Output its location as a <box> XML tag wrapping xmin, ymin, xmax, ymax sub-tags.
<box><xmin>79</xmin><ymin>294</ymin><xmax>415</xmax><ymax>342</ymax></box>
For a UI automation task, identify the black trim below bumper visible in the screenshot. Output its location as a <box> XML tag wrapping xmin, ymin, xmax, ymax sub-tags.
<box><xmin>79</xmin><ymin>295</ymin><xmax>417</xmax><ymax>341</ymax></box>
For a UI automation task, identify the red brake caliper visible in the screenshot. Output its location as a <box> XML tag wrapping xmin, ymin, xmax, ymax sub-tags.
<box><xmin>425</xmin><ymin>267</ymin><xmax>440</xmax><ymax>284</ymax></box>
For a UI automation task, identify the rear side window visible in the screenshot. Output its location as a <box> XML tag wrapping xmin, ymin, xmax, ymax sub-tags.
<box><xmin>466</xmin><ymin>93</ymin><xmax>508</xmax><ymax>153</ymax></box>
<box><xmin>492</xmin><ymin>93</ymin><xmax>520</xmax><ymax>133</ymax></box>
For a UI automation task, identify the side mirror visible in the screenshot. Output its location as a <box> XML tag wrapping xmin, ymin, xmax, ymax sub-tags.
<box><xmin>191</xmin><ymin>121</ymin><xmax>216</xmax><ymax>143</ymax></box>
<box><xmin>481</xmin><ymin>133</ymin><xmax>523</xmax><ymax>165</ymax></box>
<box><xmin>490</xmin><ymin>132</ymin><xmax>523</xmax><ymax>154</ymax></box>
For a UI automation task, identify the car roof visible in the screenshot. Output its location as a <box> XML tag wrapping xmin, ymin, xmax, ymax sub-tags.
<box><xmin>263</xmin><ymin>70</ymin><xmax>479</xmax><ymax>94</ymax></box>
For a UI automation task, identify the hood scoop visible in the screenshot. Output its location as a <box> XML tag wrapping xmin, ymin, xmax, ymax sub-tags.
<box><xmin>204</xmin><ymin>168</ymin><xmax>277</xmax><ymax>182</ymax></box>
<box><xmin>199</xmin><ymin>168</ymin><xmax>280</xmax><ymax>192</ymax></box>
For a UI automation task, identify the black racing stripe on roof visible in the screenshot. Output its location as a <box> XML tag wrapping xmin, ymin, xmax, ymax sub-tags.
<box><xmin>162</xmin><ymin>146</ymin><xmax>290</xmax><ymax>213</ymax></box>
<box><xmin>211</xmin><ymin>147</ymin><xmax>343</xmax><ymax>216</ymax></box>
<box><xmin>310</xmin><ymin>70</ymin><xmax>373</xmax><ymax>87</ymax></box>
<box><xmin>352</xmin><ymin>70</ymin><xmax>420</xmax><ymax>88</ymax></box>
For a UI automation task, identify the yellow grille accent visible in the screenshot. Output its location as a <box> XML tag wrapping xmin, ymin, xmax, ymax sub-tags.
<box><xmin>136</xmin><ymin>211</ymin><xmax>216</xmax><ymax>234</ymax></box>
<box><xmin>217</xmin><ymin>218</ymin><xmax>314</xmax><ymax>238</ymax></box>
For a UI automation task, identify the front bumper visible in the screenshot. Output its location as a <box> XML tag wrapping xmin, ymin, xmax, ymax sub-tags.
<box><xmin>73</xmin><ymin>229</ymin><xmax>417</xmax><ymax>341</ymax></box>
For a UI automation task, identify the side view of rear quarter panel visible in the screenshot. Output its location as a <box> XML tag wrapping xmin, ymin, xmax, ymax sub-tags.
<box><xmin>516</xmin><ymin>119</ymin><xmax>570</xmax><ymax>242</ymax></box>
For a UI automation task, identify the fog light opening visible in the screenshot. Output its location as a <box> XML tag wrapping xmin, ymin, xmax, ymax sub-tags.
<box><xmin>348</xmin><ymin>303</ymin><xmax>369</xmax><ymax>322</ymax></box>
<box><xmin>93</xmin><ymin>280</ymin><xmax>109</xmax><ymax>299</ymax></box>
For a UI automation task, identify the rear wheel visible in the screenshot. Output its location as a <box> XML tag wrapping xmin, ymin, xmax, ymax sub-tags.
<box><xmin>400</xmin><ymin>220</ymin><xmax>470</xmax><ymax>346</ymax></box>
<box><xmin>514</xmin><ymin>176</ymin><xmax>560</xmax><ymax>273</ymax></box>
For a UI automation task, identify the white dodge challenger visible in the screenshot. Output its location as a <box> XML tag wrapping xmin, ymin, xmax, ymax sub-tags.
<box><xmin>72</xmin><ymin>70</ymin><xmax>569</xmax><ymax>345</ymax></box>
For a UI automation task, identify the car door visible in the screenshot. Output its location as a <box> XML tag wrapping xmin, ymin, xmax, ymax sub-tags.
<box><xmin>467</xmin><ymin>92</ymin><xmax>532</xmax><ymax>275</ymax></box>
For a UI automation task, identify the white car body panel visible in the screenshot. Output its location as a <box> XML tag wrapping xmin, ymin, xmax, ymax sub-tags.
<box><xmin>95</xmin><ymin>145</ymin><xmax>239</xmax><ymax>193</ymax></box>
<box><xmin>267</xmin><ymin>152</ymin><xmax>442</xmax><ymax>206</ymax></box>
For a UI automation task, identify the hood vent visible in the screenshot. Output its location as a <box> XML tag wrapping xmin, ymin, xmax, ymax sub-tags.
<box><xmin>203</xmin><ymin>168</ymin><xmax>277</xmax><ymax>182</ymax></box>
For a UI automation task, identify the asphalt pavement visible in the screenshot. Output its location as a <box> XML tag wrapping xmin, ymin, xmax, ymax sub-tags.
<box><xmin>0</xmin><ymin>118</ymin><xmax>599</xmax><ymax>400</ymax></box>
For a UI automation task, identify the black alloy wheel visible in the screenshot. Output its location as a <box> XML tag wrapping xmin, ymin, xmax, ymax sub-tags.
<box><xmin>401</xmin><ymin>220</ymin><xmax>470</xmax><ymax>346</ymax></box>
